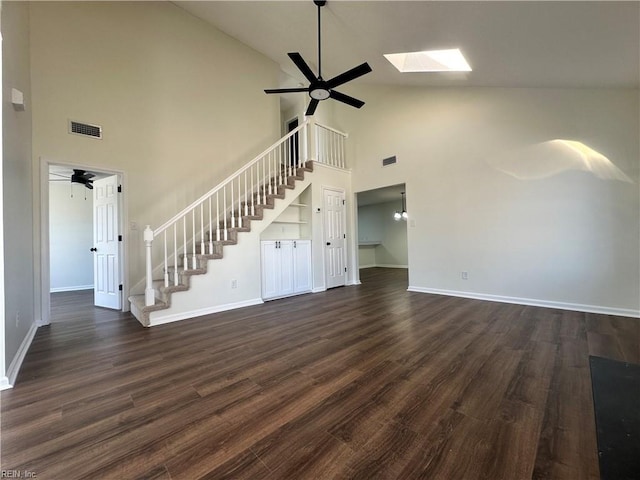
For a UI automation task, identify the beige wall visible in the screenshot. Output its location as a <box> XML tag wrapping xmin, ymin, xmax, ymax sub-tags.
<box><xmin>29</xmin><ymin>1</ymin><xmax>282</xmax><ymax>297</ymax></box>
<box><xmin>339</xmin><ymin>85</ymin><xmax>640</xmax><ymax>315</ymax></box>
<box><xmin>2</xmin><ymin>1</ymin><xmax>35</xmax><ymax>375</ymax></box>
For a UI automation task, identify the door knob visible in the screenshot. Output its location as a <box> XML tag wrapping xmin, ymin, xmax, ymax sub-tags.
<box><xmin>326</xmin><ymin>242</ymin><xmax>331</xmax><ymax>246</ymax></box>
<box><xmin>90</xmin><ymin>247</ymin><xmax>97</xmax><ymax>252</ymax></box>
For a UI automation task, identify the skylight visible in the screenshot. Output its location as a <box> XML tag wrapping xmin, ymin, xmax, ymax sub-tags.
<box><xmin>384</xmin><ymin>49</ymin><xmax>472</xmax><ymax>73</ymax></box>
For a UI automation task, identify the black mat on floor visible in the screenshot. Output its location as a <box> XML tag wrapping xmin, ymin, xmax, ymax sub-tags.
<box><xmin>589</xmin><ymin>355</ymin><xmax>640</xmax><ymax>480</ymax></box>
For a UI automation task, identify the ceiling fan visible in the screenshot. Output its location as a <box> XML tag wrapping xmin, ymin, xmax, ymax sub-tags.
<box><xmin>264</xmin><ymin>0</ymin><xmax>372</xmax><ymax>116</ymax></box>
<box><xmin>50</xmin><ymin>169</ymin><xmax>95</xmax><ymax>189</ymax></box>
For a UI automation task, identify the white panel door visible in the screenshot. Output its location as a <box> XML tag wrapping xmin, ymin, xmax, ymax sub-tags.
<box><xmin>93</xmin><ymin>175</ymin><xmax>121</xmax><ymax>309</ymax></box>
<box><xmin>293</xmin><ymin>240</ymin><xmax>312</xmax><ymax>293</ymax></box>
<box><xmin>323</xmin><ymin>188</ymin><xmax>346</xmax><ymax>289</ymax></box>
<box><xmin>279</xmin><ymin>240</ymin><xmax>295</xmax><ymax>296</ymax></box>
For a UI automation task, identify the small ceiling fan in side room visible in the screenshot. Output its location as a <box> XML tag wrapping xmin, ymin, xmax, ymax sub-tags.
<box><xmin>264</xmin><ymin>0</ymin><xmax>372</xmax><ymax>116</ymax></box>
<box><xmin>50</xmin><ymin>169</ymin><xmax>95</xmax><ymax>190</ymax></box>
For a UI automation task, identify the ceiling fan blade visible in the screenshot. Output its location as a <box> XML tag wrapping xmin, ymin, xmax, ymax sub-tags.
<box><xmin>329</xmin><ymin>90</ymin><xmax>365</xmax><ymax>109</ymax></box>
<box><xmin>288</xmin><ymin>52</ymin><xmax>318</xmax><ymax>83</ymax></box>
<box><xmin>264</xmin><ymin>88</ymin><xmax>309</xmax><ymax>94</ymax></box>
<box><xmin>306</xmin><ymin>99</ymin><xmax>320</xmax><ymax>116</ymax></box>
<box><xmin>325</xmin><ymin>62</ymin><xmax>372</xmax><ymax>89</ymax></box>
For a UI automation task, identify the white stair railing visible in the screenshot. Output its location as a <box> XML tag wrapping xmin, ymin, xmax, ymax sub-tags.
<box><xmin>142</xmin><ymin>118</ymin><xmax>348</xmax><ymax>307</ymax></box>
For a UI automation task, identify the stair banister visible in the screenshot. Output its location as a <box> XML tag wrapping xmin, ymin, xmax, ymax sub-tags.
<box><xmin>141</xmin><ymin>118</ymin><xmax>349</xmax><ymax>308</ymax></box>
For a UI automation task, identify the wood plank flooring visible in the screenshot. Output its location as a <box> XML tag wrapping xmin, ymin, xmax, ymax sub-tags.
<box><xmin>1</xmin><ymin>268</ymin><xmax>638</xmax><ymax>479</ymax></box>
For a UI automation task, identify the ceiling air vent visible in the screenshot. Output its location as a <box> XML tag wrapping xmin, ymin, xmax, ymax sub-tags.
<box><xmin>382</xmin><ymin>155</ymin><xmax>397</xmax><ymax>167</ymax></box>
<box><xmin>69</xmin><ymin>120</ymin><xmax>102</xmax><ymax>139</ymax></box>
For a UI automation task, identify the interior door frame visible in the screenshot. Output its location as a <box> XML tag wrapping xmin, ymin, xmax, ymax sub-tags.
<box><xmin>39</xmin><ymin>158</ymin><xmax>128</xmax><ymax>325</ymax></box>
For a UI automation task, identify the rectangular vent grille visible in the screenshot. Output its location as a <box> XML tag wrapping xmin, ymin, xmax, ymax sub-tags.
<box><xmin>69</xmin><ymin>120</ymin><xmax>102</xmax><ymax>139</ymax></box>
<box><xmin>382</xmin><ymin>156</ymin><xmax>397</xmax><ymax>167</ymax></box>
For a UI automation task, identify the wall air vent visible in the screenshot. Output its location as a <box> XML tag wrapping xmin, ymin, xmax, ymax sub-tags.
<box><xmin>382</xmin><ymin>156</ymin><xmax>397</xmax><ymax>167</ymax></box>
<box><xmin>69</xmin><ymin>120</ymin><xmax>102</xmax><ymax>139</ymax></box>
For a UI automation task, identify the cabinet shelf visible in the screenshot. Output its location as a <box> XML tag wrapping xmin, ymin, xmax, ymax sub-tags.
<box><xmin>359</xmin><ymin>241</ymin><xmax>381</xmax><ymax>246</ymax></box>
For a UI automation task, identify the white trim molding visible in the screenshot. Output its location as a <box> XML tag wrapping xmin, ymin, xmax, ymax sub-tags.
<box><xmin>50</xmin><ymin>285</ymin><xmax>94</xmax><ymax>293</ymax></box>
<box><xmin>5</xmin><ymin>321</ymin><xmax>38</xmax><ymax>388</ymax></box>
<box><xmin>0</xmin><ymin>377</ymin><xmax>10</xmax><ymax>391</ymax></box>
<box><xmin>147</xmin><ymin>298</ymin><xmax>264</xmax><ymax>327</ymax></box>
<box><xmin>407</xmin><ymin>286</ymin><xmax>640</xmax><ymax>318</ymax></box>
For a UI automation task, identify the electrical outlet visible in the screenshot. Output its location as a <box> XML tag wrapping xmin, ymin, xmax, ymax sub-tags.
<box><xmin>15</xmin><ymin>311</ymin><xmax>20</xmax><ymax>327</ymax></box>
<box><xmin>461</xmin><ymin>271</ymin><xmax>469</xmax><ymax>280</ymax></box>
<box><xmin>231</xmin><ymin>279</ymin><xmax>237</xmax><ymax>289</ymax></box>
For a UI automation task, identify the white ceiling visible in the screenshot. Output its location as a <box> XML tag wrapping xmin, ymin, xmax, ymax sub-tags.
<box><xmin>177</xmin><ymin>1</ymin><xmax>639</xmax><ymax>89</ymax></box>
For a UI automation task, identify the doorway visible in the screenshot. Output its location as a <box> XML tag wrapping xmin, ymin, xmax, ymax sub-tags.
<box><xmin>43</xmin><ymin>162</ymin><xmax>125</xmax><ymax>324</ymax></box>
<box><xmin>355</xmin><ymin>183</ymin><xmax>409</xmax><ymax>284</ymax></box>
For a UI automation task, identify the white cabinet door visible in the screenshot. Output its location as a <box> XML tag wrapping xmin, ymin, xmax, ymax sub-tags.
<box><xmin>261</xmin><ymin>240</ymin><xmax>312</xmax><ymax>299</ymax></box>
<box><xmin>279</xmin><ymin>241</ymin><xmax>295</xmax><ymax>297</ymax></box>
<box><xmin>293</xmin><ymin>240</ymin><xmax>312</xmax><ymax>293</ymax></box>
<box><xmin>261</xmin><ymin>241</ymin><xmax>280</xmax><ymax>299</ymax></box>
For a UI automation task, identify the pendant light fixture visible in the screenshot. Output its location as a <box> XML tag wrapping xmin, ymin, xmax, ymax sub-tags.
<box><xmin>394</xmin><ymin>191</ymin><xmax>407</xmax><ymax>221</ymax></box>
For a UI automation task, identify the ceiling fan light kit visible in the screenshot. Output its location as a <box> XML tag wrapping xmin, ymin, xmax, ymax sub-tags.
<box><xmin>264</xmin><ymin>0</ymin><xmax>372</xmax><ymax>116</ymax></box>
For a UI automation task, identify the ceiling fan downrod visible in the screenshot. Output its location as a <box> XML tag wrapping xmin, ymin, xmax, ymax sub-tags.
<box><xmin>315</xmin><ymin>0</ymin><xmax>326</xmax><ymax>79</ymax></box>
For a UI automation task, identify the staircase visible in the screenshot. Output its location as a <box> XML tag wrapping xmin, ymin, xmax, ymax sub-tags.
<box><xmin>129</xmin><ymin>119</ymin><xmax>348</xmax><ymax>327</ymax></box>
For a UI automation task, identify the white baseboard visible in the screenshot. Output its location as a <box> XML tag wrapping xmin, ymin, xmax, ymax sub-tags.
<box><xmin>148</xmin><ymin>298</ymin><xmax>264</xmax><ymax>327</ymax></box>
<box><xmin>50</xmin><ymin>285</ymin><xmax>93</xmax><ymax>293</ymax></box>
<box><xmin>407</xmin><ymin>286</ymin><xmax>640</xmax><ymax>318</ymax></box>
<box><xmin>5</xmin><ymin>321</ymin><xmax>39</xmax><ymax>388</ymax></box>
<box><xmin>312</xmin><ymin>287</ymin><xmax>327</xmax><ymax>293</ymax></box>
<box><xmin>0</xmin><ymin>376</ymin><xmax>11</xmax><ymax>391</ymax></box>
<box><xmin>360</xmin><ymin>264</ymin><xmax>408</xmax><ymax>269</ymax></box>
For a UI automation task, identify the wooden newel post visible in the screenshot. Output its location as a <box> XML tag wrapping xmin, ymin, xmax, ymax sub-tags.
<box><xmin>144</xmin><ymin>225</ymin><xmax>155</xmax><ymax>306</ymax></box>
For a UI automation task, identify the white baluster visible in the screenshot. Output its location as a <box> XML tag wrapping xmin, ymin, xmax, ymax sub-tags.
<box><xmin>183</xmin><ymin>216</ymin><xmax>187</xmax><ymax>272</ymax></box>
<box><xmin>237</xmin><ymin>176</ymin><xmax>242</xmax><ymax>228</ymax></box>
<box><xmin>215</xmin><ymin>191</ymin><xmax>220</xmax><ymax>241</ymax></box>
<box><xmin>250</xmin><ymin>165</ymin><xmax>255</xmax><ymax>215</ymax></box>
<box><xmin>191</xmin><ymin>210</ymin><xmax>196</xmax><ymax>269</ymax></box>
<box><xmin>208</xmin><ymin>197</ymin><xmax>213</xmax><ymax>254</ymax></box>
<box><xmin>163</xmin><ymin>230</ymin><xmax>168</xmax><ymax>288</ymax></box>
<box><xmin>230</xmin><ymin>180</ymin><xmax>235</xmax><ymax>228</ymax></box>
<box><xmin>144</xmin><ymin>225</ymin><xmax>155</xmax><ymax>306</ymax></box>
<box><xmin>244</xmin><ymin>171</ymin><xmax>248</xmax><ymax>216</ymax></box>
<box><xmin>200</xmin><ymin>204</ymin><xmax>205</xmax><ymax>256</ymax></box>
<box><xmin>173</xmin><ymin>224</ymin><xmax>178</xmax><ymax>286</ymax></box>
<box><xmin>223</xmin><ymin>186</ymin><xmax>228</xmax><ymax>240</ymax></box>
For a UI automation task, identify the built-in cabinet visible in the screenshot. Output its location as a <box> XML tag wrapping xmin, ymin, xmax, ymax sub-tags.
<box><xmin>261</xmin><ymin>240</ymin><xmax>311</xmax><ymax>299</ymax></box>
<box><xmin>261</xmin><ymin>186</ymin><xmax>313</xmax><ymax>300</ymax></box>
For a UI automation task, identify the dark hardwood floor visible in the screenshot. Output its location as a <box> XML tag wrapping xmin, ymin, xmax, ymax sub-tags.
<box><xmin>1</xmin><ymin>268</ymin><xmax>638</xmax><ymax>479</ymax></box>
<box><xmin>49</xmin><ymin>289</ymin><xmax>131</xmax><ymax>324</ymax></box>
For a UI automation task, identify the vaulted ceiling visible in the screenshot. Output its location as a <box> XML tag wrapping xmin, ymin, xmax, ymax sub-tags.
<box><xmin>177</xmin><ymin>1</ymin><xmax>639</xmax><ymax>90</ymax></box>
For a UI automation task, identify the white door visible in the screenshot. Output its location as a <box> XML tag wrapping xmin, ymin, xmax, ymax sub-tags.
<box><xmin>261</xmin><ymin>240</ymin><xmax>295</xmax><ymax>299</ymax></box>
<box><xmin>93</xmin><ymin>175</ymin><xmax>121</xmax><ymax>309</ymax></box>
<box><xmin>279</xmin><ymin>240</ymin><xmax>295</xmax><ymax>296</ymax></box>
<box><xmin>323</xmin><ymin>188</ymin><xmax>346</xmax><ymax>289</ymax></box>
<box><xmin>293</xmin><ymin>240</ymin><xmax>312</xmax><ymax>293</ymax></box>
